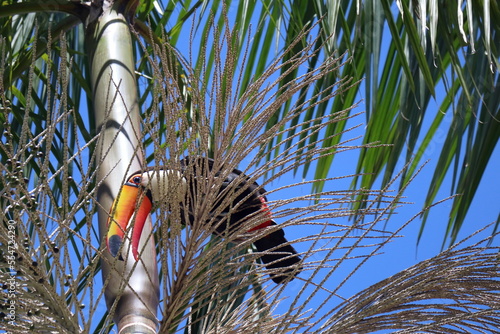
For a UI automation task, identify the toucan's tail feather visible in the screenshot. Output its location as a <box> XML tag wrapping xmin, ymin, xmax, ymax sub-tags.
<box><xmin>253</xmin><ymin>222</ymin><xmax>301</xmax><ymax>284</ymax></box>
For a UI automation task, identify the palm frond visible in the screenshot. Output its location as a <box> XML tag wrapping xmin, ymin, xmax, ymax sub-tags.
<box><xmin>0</xmin><ymin>36</ymin><xmax>104</xmax><ymax>332</ymax></box>
<box><xmin>326</xmin><ymin>230</ymin><xmax>500</xmax><ymax>333</ymax></box>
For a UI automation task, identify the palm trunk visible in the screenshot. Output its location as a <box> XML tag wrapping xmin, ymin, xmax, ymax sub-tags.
<box><xmin>85</xmin><ymin>1</ymin><xmax>159</xmax><ymax>332</ymax></box>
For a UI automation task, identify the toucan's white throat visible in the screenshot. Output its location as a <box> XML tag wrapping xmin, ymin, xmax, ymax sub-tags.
<box><xmin>140</xmin><ymin>169</ymin><xmax>187</xmax><ymax>203</ymax></box>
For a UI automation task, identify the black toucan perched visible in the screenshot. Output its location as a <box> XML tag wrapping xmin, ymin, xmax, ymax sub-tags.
<box><xmin>106</xmin><ymin>157</ymin><xmax>302</xmax><ymax>283</ymax></box>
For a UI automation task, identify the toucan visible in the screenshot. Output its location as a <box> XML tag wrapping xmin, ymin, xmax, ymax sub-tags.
<box><xmin>106</xmin><ymin>157</ymin><xmax>302</xmax><ymax>283</ymax></box>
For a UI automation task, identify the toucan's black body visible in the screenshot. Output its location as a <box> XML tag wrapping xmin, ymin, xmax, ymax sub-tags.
<box><xmin>179</xmin><ymin>157</ymin><xmax>302</xmax><ymax>283</ymax></box>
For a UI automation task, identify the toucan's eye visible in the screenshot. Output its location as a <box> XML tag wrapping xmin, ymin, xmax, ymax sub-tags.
<box><xmin>132</xmin><ymin>176</ymin><xmax>142</xmax><ymax>184</ymax></box>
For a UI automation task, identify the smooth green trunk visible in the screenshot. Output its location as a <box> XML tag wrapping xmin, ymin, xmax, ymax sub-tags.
<box><xmin>86</xmin><ymin>1</ymin><xmax>158</xmax><ymax>332</ymax></box>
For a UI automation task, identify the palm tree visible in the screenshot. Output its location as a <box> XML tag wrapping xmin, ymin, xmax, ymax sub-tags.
<box><xmin>0</xmin><ymin>0</ymin><xmax>498</xmax><ymax>333</ymax></box>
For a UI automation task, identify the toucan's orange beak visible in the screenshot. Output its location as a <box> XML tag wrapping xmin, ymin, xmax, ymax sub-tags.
<box><xmin>106</xmin><ymin>178</ymin><xmax>152</xmax><ymax>261</ymax></box>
